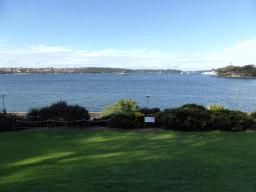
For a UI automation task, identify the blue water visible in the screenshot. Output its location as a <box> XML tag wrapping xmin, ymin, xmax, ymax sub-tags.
<box><xmin>1</xmin><ymin>73</ymin><xmax>256</xmax><ymax>113</ymax></box>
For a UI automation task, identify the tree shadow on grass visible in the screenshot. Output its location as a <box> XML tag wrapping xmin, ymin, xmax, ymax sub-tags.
<box><xmin>1</xmin><ymin>130</ymin><xmax>256</xmax><ymax>192</ymax></box>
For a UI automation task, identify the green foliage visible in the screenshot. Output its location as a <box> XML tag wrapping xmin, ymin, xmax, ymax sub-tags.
<box><xmin>138</xmin><ymin>107</ymin><xmax>160</xmax><ymax>116</ymax></box>
<box><xmin>207</xmin><ymin>103</ymin><xmax>227</xmax><ymax>111</ymax></box>
<box><xmin>217</xmin><ymin>64</ymin><xmax>256</xmax><ymax>77</ymax></box>
<box><xmin>102</xmin><ymin>102</ymin><xmax>255</xmax><ymax>132</ymax></box>
<box><xmin>133</xmin><ymin>112</ymin><xmax>145</xmax><ymax>128</ymax></box>
<box><xmin>153</xmin><ymin>104</ymin><xmax>254</xmax><ymax>132</ymax></box>
<box><xmin>211</xmin><ymin>109</ymin><xmax>254</xmax><ymax>131</ymax></box>
<box><xmin>27</xmin><ymin>108</ymin><xmax>40</xmax><ymax>117</ymax></box>
<box><xmin>249</xmin><ymin>111</ymin><xmax>256</xmax><ymax>119</ymax></box>
<box><xmin>108</xmin><ymin>113</ymin><xmax>135</xmax><ymax>129</ymax></box>
<box><xmin>107</xmin><ymin>112</ymin><xmax>145</xmax><ymax>129</ymax></box>
<box><xmin>0</xmin><ymin>112</ymin><xmax>14</xmax><ymax>132</ymax></box>
<box><xmin>211</xmin><ymin>110</ymin><xmax>232</xmax><ymax>131</ymax></box>
<box><xmin>99</xmin><ymin>98</ymin><xmax>139</xmax><ymax>118</ymax></box>
<box><xmin>160</xmin><ymin>107</ymin><xmax>212</xmax><ymax>131</ymax></box>
<box><xmin>181</xmin><ymin>103</ymin><xmax>206</xmax><ymax>111</ymax></box>
<box><xmin>27</xmin><ymin>101</ymin><xmax>90</xmax><ymax>121</ymax></box>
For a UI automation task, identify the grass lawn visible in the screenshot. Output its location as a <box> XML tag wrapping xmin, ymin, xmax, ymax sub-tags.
<box><xmin>1</xmin><ymin>129</ymin><xmax>256</xmax><ymax>192</ymax></box>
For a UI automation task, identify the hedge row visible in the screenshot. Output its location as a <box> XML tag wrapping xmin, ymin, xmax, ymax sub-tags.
<box><xmin>101</xmin><ymin>104</ymin><xmax>256</xmax><ymax>132</ymax></box>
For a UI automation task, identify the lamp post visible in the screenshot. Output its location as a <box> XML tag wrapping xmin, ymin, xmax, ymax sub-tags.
<box><xmin>146</xmin><ymin>95</ymin><xmax>150</xmax><ymax>109</ymax></box>
<box><xmin>1</xmin><ymin>95</ymin><xmax>5</xmax><ymax>111</ymax></box>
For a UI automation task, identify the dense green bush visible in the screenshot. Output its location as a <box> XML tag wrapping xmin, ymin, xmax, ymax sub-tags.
<box><xmin>102</xmin><ymin>103</ymin><xmax>255</xmax><ymax>132</ymax></box>
<box><xmin>27</xmin><ymin>101</ymin><xmax>90</xmax><ymax>121</ymax></box>
<box><xmin>211</xmin><ymin>110</ymin><xmax>232</xmax><ymax>131</ymax></box>
<box><xmin>107</xmin><ymin>112</ymin><xmax>145</xmax><ymax>129</ymax></box>
<box><xmin>207</xmin><ymin>103</ymin><xmax>227</xmax><ymax>111</ymax></box>
<box><xmin>0</xmin><ymin>112</ymin><xmax>14</xmax><ymax>132</ymax></box>
<box><xmin>138</xmin><ymin>107</ymin><xmax>160</xmax><ymax>116</ymax></box>
<box><xmin>153</xmin><ymin>104</ymin><xmax>254</xmax><ymax>132</ymax></box>
<box><xmin>99</xmin><ymin>98</ymin><xmax>139</xmax><ymax>118</ymax></box>
<box><xmin>108</xmin><ymin>113</ymin><xmax>134</xmax><ymax>129</ymax></box>
<box><xmin>133</xmin><ymin>112</ymin><xmax>145</xmax><ymax>128</ymax></box>
<box><xmin>211</xmin><ymin>109</ymin><xmax>254</xmax><ymax>131</ymax></box>
<box><xmin>159</xmin><ymin>107</ymin><xmax>212</xmax><ymax>131</ymax></box>
<box><xmin>27</xmin><ymin>108</ymin><xmax>40</xmax><ymax>117</ymax></box>
<box><xmin>249</xmin><ymin>111</ymin><xmax>256</xmax><ymax>119</ymax></box>
<box><xmin>180</xmin><ymin>103</ymin><xmax>206</xmax><ymax>111</ymax></box>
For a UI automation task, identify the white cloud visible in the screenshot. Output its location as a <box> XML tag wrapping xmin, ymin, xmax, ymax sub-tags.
<box><xmin>204</xmin><ymin>38</ymin><xmax>256</xmax><ymax>67</ymax></box>
<box><xmin>30</xmin><ymin>45</ymin><xmax>71</xmax><ymax>53</ymax></box>
<box><xmin>74</xmin><ymin>49</ymin><xmax>117</xmax><ymax>57</ymax></box>
<box><xmin>2</xmin><ymin>39</ymin><xmax>256</xmax><ymax>70</ymax></box>
<box><xmin>0</xmin><ymin>38</ymin><xmax>7</xmax><ymax>43</ymax></box>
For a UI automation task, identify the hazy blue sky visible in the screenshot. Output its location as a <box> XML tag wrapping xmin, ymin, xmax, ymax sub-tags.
<box><xmin>1</xmin><ymin>0</ymin><xmax>256</xmax><ymax>71</ymax></box>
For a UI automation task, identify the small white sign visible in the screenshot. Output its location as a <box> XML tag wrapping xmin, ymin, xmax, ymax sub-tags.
<box><xmin>145</xmin><ymin>117</ymin><xmax>155</xmax><ymax>123</ymax></box>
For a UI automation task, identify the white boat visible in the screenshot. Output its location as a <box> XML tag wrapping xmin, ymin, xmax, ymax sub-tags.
<box><xmin>118</xmin><ymin>71</ymin><xmax>128</xmax><ymax>75</ymax></box>
<box><xmin>202</xmin><ymin>71</ymin><xmax>217</xmax><ymax>75</ymax></box>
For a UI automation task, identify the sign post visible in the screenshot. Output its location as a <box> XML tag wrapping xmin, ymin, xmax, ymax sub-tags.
<box><xmin>144</xmin><ymin>117</ymin><xmax>155</xmax><ymax>123</ymax></box>
<box><xmin>146</xmin><ymin>95</ymin><xmax>150</xmax><ymax>109</ymax></box>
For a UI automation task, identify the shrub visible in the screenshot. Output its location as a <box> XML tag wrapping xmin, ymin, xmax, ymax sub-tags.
<box><xmin>211</xmin><ymin>110</ymin><xmax>232</xmax><ymax>131</ymax></box>
<box><xmin>27</xmin><ymin>108</ymin><xmax>40</xmax><ymax>117</ymax></box>
<box><xmin>207</xmin><ymin>103</ymin><xmax>227</xmax><ymax>111</ymax></box>
<box><xmin>249</xmin><ymin>111</ymin><xmax>256</xmax><ymax>119</ymax></box>
<box><xmin>107</xmin><ymin>112</ymin><xmax>145</xmax><ymax>129</ymax></box>
<box><xmin>27</xmin><ymin>101</ymin><xmax>90</xmax><ymax>121</ymax></box>
<box><xmin>230</xmin><ymin>110</ymin><xmax>254</xmax><ymax>131</ymax></box>
<box><xmin>145</xmin><ymin>104</ymin><xmax>254</xmax><ymax>132</ymax></box>
<box><xmin>108</xmin><ymin>113</ymin><xmax>135</xmax><ymax>129</ymax></box>
<box><xmin>99</xmin><ymin>98</ymin><xmax>139</xmax><ymax>118</ymax></box>
<box><xmin>0</xmin><ymin>112</ymin><xmax>14</xmax><ymax>132</ymax></box>
<box><xmin>161</xmin><ymin>108</ymin><xmax>212</xmax><ymax>131</ymax></box>
<box><xmin>138</xmin><ymin>107</ymin><xmax>160</xmax><ymax>116</ymax></box>
<box><xmin>211</xmin><ymin>109</ymin><xmax>254</xmax><ymax>131</ymax></box>
<box><xmin>65</xmin><ymin>105</ymin><xmax>90</xmax><ymax>121</ymax></box>
<box><xmin>133</xmin><ymin>112</ymin><xmax>145</xmax><ymax>128</ymax></box>
<box><xmin>181</xmin><ymin>103</ymin><xmax>206</xmax><ymax>111</ymax></box>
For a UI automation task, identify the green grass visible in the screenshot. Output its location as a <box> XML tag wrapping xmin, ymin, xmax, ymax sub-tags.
<box><xmin>1</xmin><ymin>130</ymin><xmax>256</xmax><ymax>192</ymax></box>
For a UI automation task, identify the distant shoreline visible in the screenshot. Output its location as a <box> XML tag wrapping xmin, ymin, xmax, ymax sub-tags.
<box><xmin>215</xmin><ymin>76</ymin><xmax>256</xmax><ymax>79</ymax></box>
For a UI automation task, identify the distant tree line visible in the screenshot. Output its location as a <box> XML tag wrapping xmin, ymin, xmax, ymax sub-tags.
<box><xmin>0</xmin><ymin>67</ymin><xmax>182</xmax><ymax>74</ymax></box>
<box><xmin>217</xmin><ymin>65</ymin><xmax>256</xmax><ymax>77</ymax></box>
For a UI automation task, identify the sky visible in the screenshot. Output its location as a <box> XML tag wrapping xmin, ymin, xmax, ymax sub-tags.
<box><xmin>0</xmin><ymin>0</ymin><xmax>256</xmax><ymax>71</ymax></box>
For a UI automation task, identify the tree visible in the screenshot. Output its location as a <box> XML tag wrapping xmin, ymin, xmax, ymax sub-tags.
<box><xmin>27</xmin><ymin>101</ymin><xmax>90</xmax><ymax>121</ymax></box>
<box><xmin>99</xmin><ymin>98</ymin><xmax>140</xmax><ymax>117</ymax></box>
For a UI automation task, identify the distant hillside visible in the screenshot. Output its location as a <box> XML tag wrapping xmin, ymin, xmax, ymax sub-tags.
<box><xmin>0</xmin><ymin>67</ymin><xmax>182</xmax><ymax>74</ymax></box>
<box><xmin>216</xmin><ymin>65</ymin><xmax>256</xmax><ymax>78</ymax></box>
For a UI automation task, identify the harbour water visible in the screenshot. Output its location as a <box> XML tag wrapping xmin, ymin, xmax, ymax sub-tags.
<box><xmin>1</xmin><ymin>73</ymin><xmax>256</xmax><ymax>113</ymax></box>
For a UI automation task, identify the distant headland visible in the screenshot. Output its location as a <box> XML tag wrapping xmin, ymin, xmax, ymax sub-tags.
<box><xmin>0</xmin><ymin>67</ymin><xmax>182</xmax><ymax>75</ymax></box>
<box><xmin>216</xmin><ymin>64</ymin><xmax>256</xmax><ymax>78</ymax></box>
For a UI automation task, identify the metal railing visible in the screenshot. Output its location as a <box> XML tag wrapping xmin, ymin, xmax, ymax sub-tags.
<box><xmin>14</xmin><ymin>116</ymin><xmax>109</xmax><ymax>130</ymax></box>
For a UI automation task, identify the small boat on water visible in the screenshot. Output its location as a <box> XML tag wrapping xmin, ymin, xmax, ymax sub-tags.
<box><xmin>118</xmin><ymin>71</ymin><xmax>128</xmax><ymax>75</ymax></box>
<box><xmin>202</xmin><ymin>71</ymin><xmax>217</xmax><ymax>75</ymax></box>
<box><xmin>180</xmin><ymin>72</ymin><xmax>190</xmax><ymax>74</ymax></box>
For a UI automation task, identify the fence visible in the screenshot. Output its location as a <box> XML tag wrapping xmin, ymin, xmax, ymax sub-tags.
<box><xmin>13</xmin><ymin>116</ymin><xmax>109</xmax><ymax>130</ymax></box>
